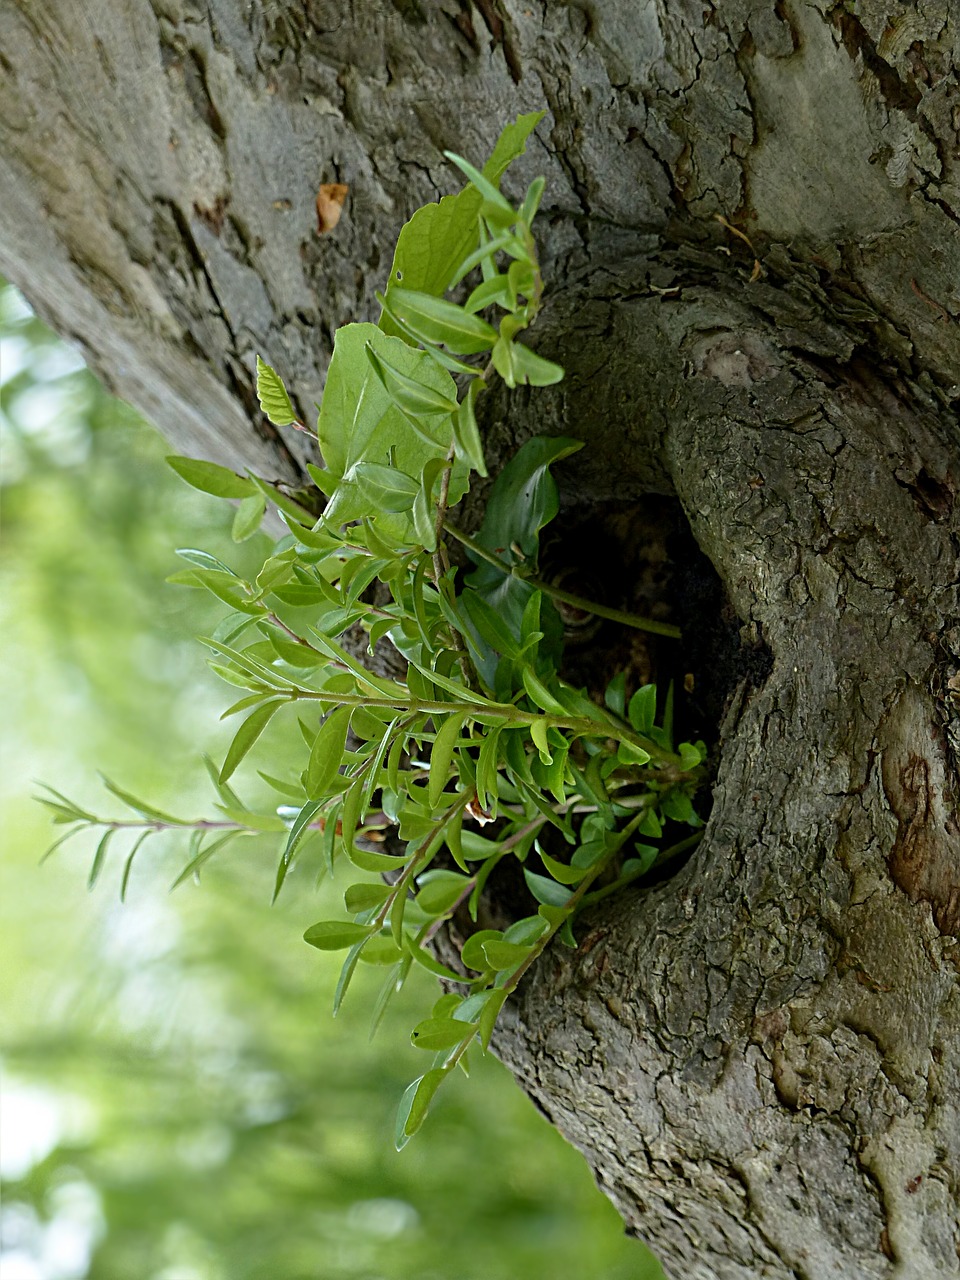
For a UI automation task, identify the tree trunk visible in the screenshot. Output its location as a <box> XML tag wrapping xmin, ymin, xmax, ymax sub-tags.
<box><xmin>2</xmin><ymin>2</ymin><xmax>958</xmax><ymax>1276</ymax></box>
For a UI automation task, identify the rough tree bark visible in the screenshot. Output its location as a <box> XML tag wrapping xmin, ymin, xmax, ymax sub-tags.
<box><xmin>2</xmin><ymin>3</ymin><xmax>958</xmax><ymax>1276</ymax></box>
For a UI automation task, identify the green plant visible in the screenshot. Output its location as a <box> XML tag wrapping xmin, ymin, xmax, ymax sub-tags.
<box><xmin>39</xmin><ymin>114</ymin><xmax>704</xmax><ymax>1147</ymax></box>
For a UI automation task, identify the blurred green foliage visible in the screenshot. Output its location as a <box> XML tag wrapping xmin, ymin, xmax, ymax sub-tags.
<box><xmin>0</xmin><ymin>282</ymin><xmax>662</xmax><ymax>1280</ymax></box>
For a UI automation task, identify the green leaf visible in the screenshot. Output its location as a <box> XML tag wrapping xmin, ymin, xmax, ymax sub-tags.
<box><xmin>369</xmin><ymin>958</ymin><xmax>410</xmax><ymax>1040</ymax></box>
<box><xmin>678</xmin><ymin>740</ymin><xmax>705</xmax><ymax>771</ymax></box>
<box><xmin>411</xmin><ymin>464</ymin><xmax>439</xmax><ymax>552</ymax></box>
<box><xmin>537</xmin><ymin>847</ymin><xmax>589</xmax><ymax>885</ymax></box>
<box><xmin>380</xmin><ymin>113</ymin><xmax>542</xmax><ymax>333</ymax></box>
<box><xmin>451</xmin><ymin>381</ymin><xmax>487</xmax><ymax>476</ymax></box>
<box><xmin>628</xmin><ymin>684</ymin><xmax>657</xmax><ymax>734</ymax></box>
<box><xmin>306</xmin><ymin>706</ymin><xmax>352</xmax><ymax>799</ymax></box>
<box><xmin>662</xmin><ymin>790</ymin><xmax>698</xmax><ymax>825</ymax></box>
<box><xmin>219</xmin><ymin>697</ymin><xmax>286</xmax><ymax>784</ymax></box>
<box><xmin>358</xmin><ymin>934</ymin><xmax>404</xmax><ymax>965</ymax></box>
<box><xmin>232</xmin><ymin>492</ymin><xmax>267</xmax><ymax>541</ymax></box>
<box><xmin>274</xmin><ymin>797</ymin><xmax>324</xmax><ymax>901</ymax></box>
<box><xmin>483</xmin><ymin>111</ymin><xmax>546</xmax><ymax>185</ymax></box>
<box><xmin>523</xmin><ymin>868</ymin><xmax>573</xmax><ymax>907</ymax></box>
<box><xmin>605</xmin><ymin>671</ymin><xmax>627</xmax><ymax>717</ymax></box>
<box><xmin>87</xmin><ymin>827</ymin><xmax>115</xmax><ymax>890</ymax></box>
<box><xmin>305</xmin><ymin>462</ymin><xmax>340</xmax><ymax>499</ymax></box>
<box><xmin>481</xmin><ymin>938</ymin><xmax>533</xmax><ymax>970</ymax></box>
<box><xmin>410</xmin><ymin>1017</ymin><xmax>470</xmax><ymax>1052</ymax></box>
<box><xmin>503</xmin><ymin>914</ymin><xmax>550</xmax><ymax>945</ymax></box>
<box><xmin>380</xmin><ymin>287</ymin><xmax>498</xmax><ymax>354</ymax></box>
<box><xmin>365</xmin><ymin>342</ymin><xmax>459</xmax><ymax>418</ymax></box>
<box><xmin>465</xmin><ymin>436</ymin><xmax>582</xmax><ymax>666</ymax></box>
<box><xmin>506</xmin><ymin>341</ymin><xmax>564</xmax><ymax>387</ymax></box>
<box><xmin>465</xmin><ymin>273</ymin><xmax>517</xmax><ymax>314</ymax></box>
<box><xmin>519</xmin><ymin>175</ymin><xmax>546</xmax><ymax>226</ymax></box>
<box><xmin>395</xmin><ymin>1068</ymin><xmax>446</xmax><ymax>1150</ymax></box>
<box><xmin>35</xmin><ymin>785</ymin><xmax>98</xmax><ymax>826</ymax></box>
<box><xmin>444</xmin><ymin>152</ymin><xmax>516</xmax><ymax>223</ymax></box>
<box><xmin>428</xmin><ymin>713</ymin><xmax>467</xmax><ymax>808</ymax></box>
<box><xmin>402</xmin><ymin>939</ymin><xmax>464</xmax><ymax>982</ymax></box>
<box><xmin>119</xmin><ymin>830</ymin><xmax>152</xmax><ymax>903</ymax></box>
<box><xmin>458</xmin><ymin>588</ymin><xmax>521</xmax><ymax>660</ymax></box>
<box><xmin>478</xmin><ymin>721</ymin><xmax>506</xmax><ymax>808</ymax></box>
<box><xmin>522</xmin><ymin>667</ymin><xmax>567</xmax><ymax>715</ymax></box>
<box><xmin>344</xmin><ymin>881</ymin><xmax>392</xmax><ymax>913</ymax></box>
<box><xmin>168</xmin><ymin>567</ymin><xmax>265</xmax><ymax>614</ymax></box>
<box><xmin>166</xmin><ymin>456</ymin><xmax>255</xmax><ymax>499</ymax></box>
<box><xmin>99</xmin><ymin>776</ymin><xmax>184</xmax><ymax>825</ymax></box>
<box><xmin>530</xmin><ymin>717</ymin><xmax>552</xmax><ymax>764</ymax></box>
<box><xmin>452</xmin><ymin>235</ymin><xmax>521</xmax><ymax>290</ymax></box>
<box><xmin>317</xmin><ymin>323</ymin><xmax>467</xmax><ymax>542</ymax></box>
<box><xmin>255</xmin><ymin>355</ymin><xmax>297</xmax><ymax>426</ymax></box>
<box><xmin>415</xmin><ymin>868</ymin><xmax>471</xmax><ymax>917</ymax></box>
<box><xmin>176</xmin><ymin>547</ymin><xmax>238</xmax><ymax>574</ymax></box>
<box><xmin>303</xmin><ymin>920</ymin><xmax>376</xmax><ymax>951</ymax></box>
<box><xmin>478</xmin><ymin>988</ymin><xmax>508</xmax><ymax>1050</ymax></box>
<box><xmin>351</xmin><ymin>462</ymin><xmax>420</xmax><ymax>513</ymax></box>
<box><xmin>332</xmin><ymin>940</ymin><xmax>366</xmax><ymax>1016</ymax></box>
<box><xmin>461</xmin><ymin>929</ymin><xmax>503</xmax><ymax>971</ymax></box>
<box><xmin>169</xmin><ymin>830</ymin><xmax>245</xmax><ymax>891</ymax></box>
<box><xmin>247</xmin><ymin>473</ymin><xmax>317</xmax><ymax>528</ymax></box>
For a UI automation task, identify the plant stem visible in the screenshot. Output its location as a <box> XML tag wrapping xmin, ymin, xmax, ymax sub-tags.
<box><xmin>442</xmin><ymin>520</ymin><xmax>681</xmax><ymax>640</ymax></box>
<box><xmin>285</xmin><ymin>686</ymin><xmax>681</xmax><ymax>766</ymax></box>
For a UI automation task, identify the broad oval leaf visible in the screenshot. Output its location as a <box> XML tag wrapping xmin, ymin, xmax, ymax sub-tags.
<box><xmin>303</xmin><ymin>920</ymin><xmax>375</xmax><ymax>951</ymax></box>
<box><xmin>628</xmin><ymin>684</ymin><xmax>657</xmax><ymax>735</ymax></box>
<box><xmin>481</xmin><ymin>938</ymin><xmax>533</xmax><ymax>971</ymax></box>
<box><xmin>410</xmin><ymin>1017</ymin><xmax>471</xmax><ymax>1052</ymax></box>
<box><xmin>523</xmin><ymin>868</ymin><xmax>573</xmax><ymax>908</ymax></box>
<box><xmin>415</xmin><ymin>868</ymin><xmax>471</xmax><ymax>917</ymax></box>
<box><xmin>460</xmin><ymin>929</ymin><xmax>503</xmax><ymax>971</ymax></box>
<box><xmin>344</xmin><ymin>881</ymin><xmax>392</xmax><ymax>913</ymax></box>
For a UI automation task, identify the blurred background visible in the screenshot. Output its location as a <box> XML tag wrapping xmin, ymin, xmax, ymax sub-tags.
<box><xmin>0</xmin><ymin>280</ymin><xmax>662</xmax><ymax>1280</ymax></box>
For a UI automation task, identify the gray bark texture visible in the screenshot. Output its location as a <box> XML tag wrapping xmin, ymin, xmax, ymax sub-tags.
<box><xmin>2</xmin><ymin>2</ymin><xmax>959</xmax><ymax>1276</ymax></box>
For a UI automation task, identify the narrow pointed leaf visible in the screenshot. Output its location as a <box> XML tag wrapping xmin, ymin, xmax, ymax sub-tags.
<box><xmin>382</xmin><ymin>287</ymin><xmax>498</xmax><ymax>354</ymax></box>
<box><xmin>219</xmin><ymin>698</ymin><xmax>286</xmax><ymax>784</ymax></box>
<box><xmin>306</xmin><ymin>706</ymin><xmax>352</xmax><ymax>799</ymax></box>
<box><xmin>395</xmin><ymin>1069</ymin><xmax>446</xmax><ymax>1150</ymax></box>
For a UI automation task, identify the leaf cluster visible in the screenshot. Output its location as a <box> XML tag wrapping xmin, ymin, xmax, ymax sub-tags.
<box><xmin>39</xmin><ymin>117</ymin><xmax>705</xmax><ymax>1147</ymax></box>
